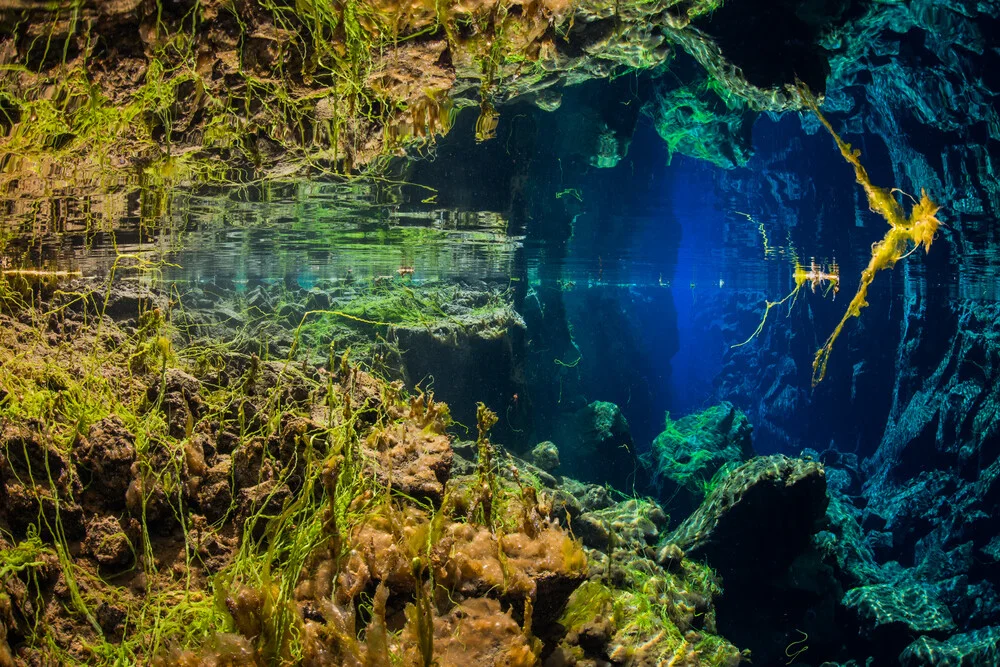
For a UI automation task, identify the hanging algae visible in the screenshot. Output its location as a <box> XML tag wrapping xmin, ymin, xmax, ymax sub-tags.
<box><xmin>799</xmin><ymin>83</ymin><xmax>942</xmax><ymax>386</ymax></box>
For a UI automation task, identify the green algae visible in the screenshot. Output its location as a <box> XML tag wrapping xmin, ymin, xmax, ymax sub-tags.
<box><xmin>0</xmin><ymin>274</ymin><xmax>579</xmax><ymax>664</ymax></box>
<box><xmin>642</xmin><ymin>403</ymin><xmax>753</xmax><ymax>510</ymax></box>
<box><xmin>645</xmin><ymin>73</ymin><xmax>755</xmax><ymax>168</ymax></box>
<box><xmin>556</xmin><ymin>552</ymin><xmax>743</xmax><ymax>665</ymax></box>
<box><xmin>558</xmin><ymin>579</ymin><xmax>614</xmax><ymax>633</ymax></box>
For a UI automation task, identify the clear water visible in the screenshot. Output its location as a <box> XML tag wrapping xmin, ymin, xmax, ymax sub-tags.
<box><xmin>3</xmin><ymin>114</ymin><xmax>998</xmax><ymax>447</ymax></box>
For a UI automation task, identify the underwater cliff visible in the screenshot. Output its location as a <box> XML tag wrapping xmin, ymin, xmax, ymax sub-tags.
<box><xmin>2</xmin><ymin>0</ymin><xmax>1000</xmax><ymax>665</ymax></box>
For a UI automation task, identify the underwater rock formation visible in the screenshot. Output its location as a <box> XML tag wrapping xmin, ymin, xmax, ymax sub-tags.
<box><xmin>0</xmin><ymin>283</ymin><xmax>578</xmax><ymax>663</ymax></box>
<box><xmin>900</xmin><ymin>626</ymin><xmax>1000</xmax><ymax>667</ymax></box>
<box><xmin>0</xmin><ymin>278</ymin><xmax>754</xmax><ymax>665</ymax></box>
<box><xmin>642</xmin><ymin>402</ymin><xmax>754</xmax><ymax>521</ymax></box>
<box><xmin>668</xmin><ymin>454</ymin><xmax>830</xmax><ymax>664</ymax></box>
<box><xmin>842</xmin><ymin>583</ymin><xmax>957</xmax><ymax>646</ymax></box>
<box><xmin>669</xmin><ymin>455</ymin><xmax>827</xmax><ymax>581</ymax></box>
<box><xmin>555</xmin><ymin>401</ymin><xmax>645</xmax><ymax>494</ymax></box>
<box><xmin>824</xmin><ymin>299</ymin><xmax>1000</xmax><ymax>660</ymax></box>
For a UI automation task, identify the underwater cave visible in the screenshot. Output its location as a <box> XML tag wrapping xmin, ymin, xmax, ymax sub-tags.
<box><xmin>1</xmin><ymin>0</ymin><xmax>1000</xmax><ymax>665</ymax></box>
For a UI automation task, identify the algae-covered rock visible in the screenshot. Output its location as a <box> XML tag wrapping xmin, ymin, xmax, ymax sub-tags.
<box><xmin>559</xmin><ymin>401</ymin><xmax>643</xmax><ymax>492</ymax></box>
<box><xmin>82</xmin><ymin>515</ymin><xmax>136</xmax><ymax>569</ymax></box>
<box><xmin>529</xmin><ymin>441</ymin><xmax>560</xmax><ymax>473</ymax></box>
<box><xmin>666</xmin><ymin>455</ymin><xmax>831</xmax><ymax>665</ymax></box>
<box><xmin>0</xmin><ymin>421</ymin><xmax>85</xmax><ymax>540</ymax></box>
<box><xmin>75</xmin><ymin>415</ymin><xmax>137</xmax><ymax>509</ymax></box>
<box><xmin>575</xmin><ymin>499</ymin><xmax>666</xmax><ymax>553</ymax></box>
<box><xmin>552</xmin><ymin>567</ymin><xmax>744</xmax><ymax>666</ymax></box>
<box><xmin>404</xmin><ymin>597</ymin><xmax>537</xmax><ymax>667</ymax></box>
<box><xmin>669</xmin><ymin>455</ymin><xmax>827</xmax><ymax>583</ymax></box>
<box><xmin>363</xmin><ymin>421</ymin><xmax>454</xmax><ymax>502</ymax></box>
<box><xmin>643</xmin><ymin>402</ymin><xmax>754</xmax><ymax>520</ymax></box>
<box><xmin>900</xmin><ymin>626</ymin><xmax>1000</xmax><ymax>666</ymax></box>
<box><xmin>842</xmin><ymin>583</ymin><xmax>956</xmax><ymax>648</ymax></box>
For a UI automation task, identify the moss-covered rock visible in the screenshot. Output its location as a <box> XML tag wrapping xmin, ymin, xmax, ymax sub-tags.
<box><xmin>900</xmin><ymin>626</ymin><xmax>1000</xmax><ymax>667</ymax></box>
<box><xmin>552</xmin><ymin>560</ymin><xmax>744</xmax><ymax>666</ymax></box>
<box><xmin>642</xmin><ymin>402</ymin><xmax>754</xmax><ymax>520</ymax></box>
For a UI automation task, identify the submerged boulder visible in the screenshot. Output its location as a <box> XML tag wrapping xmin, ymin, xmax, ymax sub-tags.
<box><xmin>405</xmin><ymin>597</ymin><xmax>536</xmax><ymax>667</ymax></box>
<box><xmin>558</xmin><ymin>401</ymin><xmax>644</xmax><ymax>493</ymax></box>
<box><xmin>669</xmin><ymin>455</ymin><xmax>827</xmax><ymax>582</ymax></box>
<box><xmin>668</xmin><ymin>455</ymin><xmax>830</xmax><ymax>665</ymax></box>
<box><xmin>642</xmin><ymin>402</ymin><xmax>754</xmax><ymax>520</ymax></box>
<box><xmin>75</xmin><ymin>415</ymin><xmax>137</xmax><ymax>509</ymax></box>
<box><xmin>528</xmin><ymin>441</ymin><xmax>560</xmax><ymax>473</ymax></box>
<box><xmin>363</xmin><ymin>421</ymin><xmax>453</xmax><ymax>502</ymax></box>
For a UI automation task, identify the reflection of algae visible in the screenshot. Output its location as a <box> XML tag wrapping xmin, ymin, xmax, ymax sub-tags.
<box><xmin>799</xmin><ymin>84</ymin><xmax>942</xmax><ymax>386</ymax></box>
<box><xmin>733</xmin><ymin>256</ymin><xmax>840</xmax><ymax>349</ymax></box>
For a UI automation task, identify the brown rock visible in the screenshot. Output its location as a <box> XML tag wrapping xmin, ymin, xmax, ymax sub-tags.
<box><xmin>236</xmin><ymin>481</ymin><xmax>291</xmax><ymax>540</ymax></box>
<box><xmin>232</xmin><ymin>437</ymin><xmax>268</xmax><ymax>490</ymax></box>
<box><xmin>404</xmin><ymin>597</ymin><xmax>536</xmax><ymax>667</ymax></box>
<box><xmin>76</xmin><ymin>415</ymin><xmax>136</xmax><ymax>508</ymax></box>
<box><xmin>1</xmin><ymin>422</ymin><xmax>84</xmax><ymax>538</ymax></box>
<box><xmin>198</xmin><ymin>479</ymin><xmax>232</xmax><ymax>523</ymax></box>
<box><xmin>125</xmin><ymin>461</ymin><xmax>173</xmax><ymax>528</ymax></box>
<box><xmin>83</xmin><ymin>515</ymin><xmax>135</xmax><ymax>568</ymax></box>
<box><xmin>363</xmin><ymin>422</ymin><xmax>453</xmax><ymax>501</ymax></box>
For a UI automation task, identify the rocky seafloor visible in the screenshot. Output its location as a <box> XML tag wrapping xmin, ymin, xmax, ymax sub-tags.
<box><xmin>0</xmin><ymin>277</ymin><xmax>753</xmax><ymax>666</ymax></box>
<box><xmin>5</xmin><ymin>268</ymin><xmax>1000</xmax><ymax>667</ymax></box>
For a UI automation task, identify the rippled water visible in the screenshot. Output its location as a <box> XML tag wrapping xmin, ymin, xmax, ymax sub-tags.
<box><xmin>0</xmin><ymin>181</ymin><xmax>522</xmax><ymax>286</ymax></box>
<box><xmin>2</xmin><ymin>169</ymin><xmax>999</xmax><ymax>305</ymax></box>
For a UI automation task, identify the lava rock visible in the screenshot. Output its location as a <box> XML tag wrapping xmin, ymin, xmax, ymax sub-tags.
<box><xmin>83</xmin><ymin>515</ymin><xmax>135</xmax><ymax>568</ymax></box>
<box><xmin>148</xmin><ymin>369</ymin><xmax>203</xmax><ymax>439</ymax></box>
<box><xmin>1</xmin><ymin>422</ymin><xmax>85</xmax><ymax>540</ymax></box>
<box><xmin>900</xmin><ymin>626</ymin><xmax>1000</xmax><ymax>666</ymax></box>
<box><xmin>842</xmin><ymin>583</ymin><xmax>956</xmax><ymax>651</ymax></box>
<box><xmin>236</xmin><ymin>481</ymin><xmax>292</xmax><ymax>540</ymax></box>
